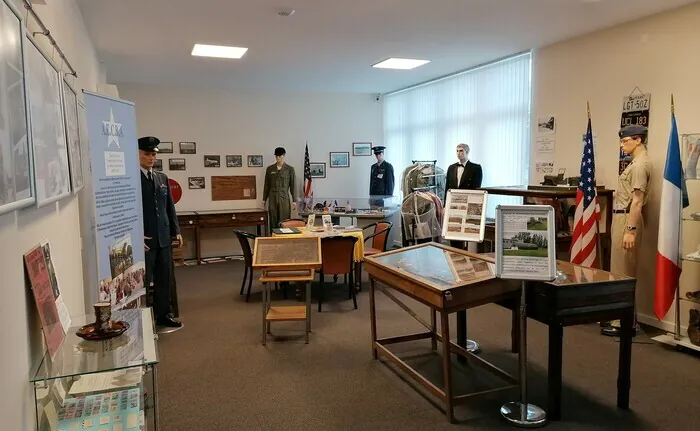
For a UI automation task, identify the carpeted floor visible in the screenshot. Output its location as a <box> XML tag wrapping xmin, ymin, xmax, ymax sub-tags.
<box><xmin>155</xmin><ymin>261</ymin><xmax>700</xmax><ymax>430</ymax></box>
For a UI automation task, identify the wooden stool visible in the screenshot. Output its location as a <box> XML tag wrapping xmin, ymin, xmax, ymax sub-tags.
<box><xmin>260</xmin><ymin>270</ymin><xmax>314</xmax><ymax>345</ymax></box>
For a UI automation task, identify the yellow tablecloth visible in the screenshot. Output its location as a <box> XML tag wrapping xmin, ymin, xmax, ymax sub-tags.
<box><xmin>272</xmin><ymin>228</ymin><xmax>365</xmax><ymax>262</ymax></box>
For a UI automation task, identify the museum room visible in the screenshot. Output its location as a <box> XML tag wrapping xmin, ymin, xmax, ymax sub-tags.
<box><xmin>2</xmin><ymin>0</ymin><xmax>700</xmax><ymax>430</ymax></box>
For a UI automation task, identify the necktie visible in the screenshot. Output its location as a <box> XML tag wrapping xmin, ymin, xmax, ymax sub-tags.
<box><xmin>147</xmin><ymin>171</ymin><xmax>153</xmax><ymax>182</ymax></box>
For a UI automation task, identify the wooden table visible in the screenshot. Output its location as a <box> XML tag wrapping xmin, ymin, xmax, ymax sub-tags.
<box><xmin>364</xmin><ymin>243</ymin><xmax>522</xmax><ymax>423</ymax></box>
<box><xmin>177</xmin><ymin>208</ymin><xmax>269</xmax><ymax>264</ymax></box>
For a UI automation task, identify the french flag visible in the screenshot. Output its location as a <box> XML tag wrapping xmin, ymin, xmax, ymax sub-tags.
<box><xmin>654</xmin><ymin>109</ymin><xmax>690</xmax><ymax>320</ymax></box>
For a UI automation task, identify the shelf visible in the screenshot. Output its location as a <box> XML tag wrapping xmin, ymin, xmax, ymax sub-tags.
<box><xmin>683</xmin><ymin>217</ymin><xmax>700</xmax><ymax>222</ymax></box>
<box><xmin>682</xmin><ymin>257</ymin><xmax>700</xmax><ymax>263</ymax></box>
<box><xmin>680</xmin><ymin>297</ymin><xmax>700</xmax><ymax>305</ymax></box>
<box><xmin>652</xmin><ymin>333</ymin><xmax>700</xmax><ymax>353</ymax></box>
<box><xmin>266</xmin><ymin>306</ymin><xmax>307</xmax><ymax>321</ymax></box>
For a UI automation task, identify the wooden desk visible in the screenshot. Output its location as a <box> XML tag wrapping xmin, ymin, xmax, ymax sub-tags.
<box><xmin>364</xmin><ymin>243</ymin><xmax>521</xmax><ymax>423</ymax></box>
<box><xmin>176</xmin><ymin>208</ymin><xmax>269</xmax><ymax>264</ymax></box>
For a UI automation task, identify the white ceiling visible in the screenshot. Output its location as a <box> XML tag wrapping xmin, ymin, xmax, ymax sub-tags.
<box><xmin>76</xmin><ymin>0</ymin><xmax>697</xmax><ymax>93</ymax></box>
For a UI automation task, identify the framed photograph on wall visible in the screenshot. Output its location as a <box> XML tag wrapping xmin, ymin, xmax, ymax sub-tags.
<box><xmin>226</xmin><ymin>155</ymin><xmax>242</xmax><ymax>167</ymax></box>
<box><xmin>158</xmin><ymin>141</ymin><xmax>173</xmax><ymax>153</ymax></box>
<box><xmin>188</xmin><ymin>176</ymin><xmax>205</xmax><ymax>189</ymax></box>
<box><xmin>204</xmin><ymin>155</ymin><xmax>220</xmax><ymax>167</ymax></box>
<box><xmin>0</xmin><ymin>0</ymin><xmax>35</xmax><ymax>215</ymax></box>
<box><xmin>153</xmin><ymin>159</ymin><xmax>163</xmax><ymax>171</ymax></box>
<box><xmin>352</xmin><ymin>142</ymin><xmax>372</xmax><ymax>156</ymax></box>
<box><xmin>310</xmin><ymin>162</ymin><xmax>326</xmax><ymax>178</ymax></box>
<box><xmin>682</xmin><ymin>134</ymin><xmax>700</xmax><ymax>180</ymax></box>
<box><xmin>179</xmin><ymin>141</ymin><xmax>196</xmax><ymax>154</ymax></box>
<box><xmin>329</xmin><ymin>152</ymin><xmax>350</xmax><ymax>168</ymax></box>
<box><xmin>61</xmin><ymin>79</ymin><xmax>84</xmax><ymax>194</ymax></box>
<box><xmin>169</xmin><ymin>158</ymin><xmax>186</xmax><ymax>171</ymax></box>
<box><xmin>248</xmin><ymin>155</ymin><xmax>263</xmax><ymax>167</ymax></box>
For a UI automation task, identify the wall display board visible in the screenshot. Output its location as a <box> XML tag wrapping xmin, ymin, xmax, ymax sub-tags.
<box><xmin>61</xmin><ymin>79</ymin><xmax>84</xmax><ymax>192</ymax></box>
<box><xmin>619</xmin><ymin>91</ymin><xmax>651</xmax><ymax>174</ymax></box>
<box><xmin>25</xmin><ymin>35</ymin><xmax>71</xmax><ymax>206</ymax></box>
<box><xmin>211</xmin><ymin>175</ymin><xmax>257</xmax><ymax>200</ymax></box>
<box><xmin>0</xmin><ymin>0</ymin><xmax>34</xmax><ymax>214</ymax></box>
<box><xmin>83</xmin><ymin>91</ymin><xmax>146</xmax><ymax>310</ymax></box>
<box><xmin>442</xmin><ymin>189</ymin><xmax>488</xmax><ymax>242</ymax></box>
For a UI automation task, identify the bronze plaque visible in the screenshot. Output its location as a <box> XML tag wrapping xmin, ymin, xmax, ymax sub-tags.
<box><xmin>253</xmin><ymin>237</ymin><xmax>321</xmax><ymax>267</ymax></box>
<box><xmin>211</xmin><ymin>176</ymin><xmax>257</xmax><ymax>201</ymax></box>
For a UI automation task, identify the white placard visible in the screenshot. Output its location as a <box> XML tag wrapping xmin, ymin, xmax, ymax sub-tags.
<box><xmin>536</xmin><ymin>137</ymin><xmax>556</xmax><ymax>153</ymax></box>
<box><xmin>535</xmin><ymin>162</ymin><xmax>554</xmax><ymax>174</ymax></box>
<box><xmin>442</xmin><ymin>189</ymin><xmax>488</xmax><ymax>242</ymax></box>
<box><xmin>322</xmin><ymin>214</ymin><xmax>333</xmax><ymax>232</ymax></box>
<box><xmin>495</xmin><ymin>205</ymin><xmax>557</xmax><ymax>281</ymax></box>
<box><xmin>306</xmin><ymin>213</ymin><xmax>316</xmax><ymax>229</ymax></box>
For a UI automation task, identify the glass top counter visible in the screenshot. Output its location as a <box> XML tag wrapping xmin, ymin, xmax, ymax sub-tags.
<box><xmin>31</xmin><ymin>308</ymin><xmax>157</xmax><ymax>383</ymax></box>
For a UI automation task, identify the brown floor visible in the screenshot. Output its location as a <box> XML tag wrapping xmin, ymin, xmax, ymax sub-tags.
<box><xmin>156</xmin><ymin>261</ymin><xmax>700</xmax><ymax>430</ymax></box>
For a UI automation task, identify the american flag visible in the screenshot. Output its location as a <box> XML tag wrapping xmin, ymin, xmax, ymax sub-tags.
<box><xmin>570</xmin><ymin>117</ymin><xmax>601</xmax><ymax>268</ymax></box>
<box><xmin>303</xmin><ymin>142</ymin><xmax>312</xmax><ymax>198</ymax></box>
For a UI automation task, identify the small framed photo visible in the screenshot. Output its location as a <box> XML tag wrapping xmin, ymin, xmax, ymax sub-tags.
<box><xmin>309</xmin><ymin>162</ymin><xmax>326</xmax><ymax>178</ymax></box>
<box><xmin>153</xmin><ymin>159</ymin><xmax>163</xmax><ymax>171</ymax></box>
<box><xmin>179</xmin><ymin>142</ymin><xmax>197</xmax><ymax>154</ymax></box>
<box><xmin>352</xmin><ymin>142</ymin><xmax>372</xmax><ymax>156</ymax></box>
<box><xmin>226</xmin><ymin>155</ymin><xmax>242</xmax><ymax>167</ymax></box>
<box><xmin>204</xmin><ymin>155</ymin><xmax>221</xmax><ymax>167</ymax></box>
<box><xmin>188</xmin><ymin>177</ymin><xmax>205</xmax><ymax>189</ymax></box>
<box><xmin>169</xmin><ymin>158</ymin><xmax>186</xmax><ymax>171</ymax></box>
<box><xmin>158</xmin><ymin>141</ymin><xmax>173</xmax><ymax>153</ymax></box>
<box><xmin>329</xmin><ymin>152</ymin><xmax>350</xmax><ymax>168</ymax></box>
<box><xmin>248</xmin><ymin>155</ymin><xmax>264</xmax><ymax>167</ymax></box>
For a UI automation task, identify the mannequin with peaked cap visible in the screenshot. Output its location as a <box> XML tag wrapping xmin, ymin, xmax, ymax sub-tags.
<box><xmin>601</xmin><ymin>124</ymin><xmax>652</xmax><ymax>337</ymax></box>
<box><xmin>263</xmin><ymin>147</ymin><xmax>297</xmax><ymax>230</ymax></box>
<box><xmin>369</xmin><ymin>146</ymin><xmax>395</xmax><ymax>197</ymax></box>
<box><xmin>139</xmin><ymin>136</ymin><xmax>183</xmax><ymax>329</ymax></box>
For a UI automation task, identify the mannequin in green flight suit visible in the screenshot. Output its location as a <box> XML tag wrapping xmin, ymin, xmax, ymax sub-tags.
<box><xmin>263</xmin><ymin>147</ymin><xmax>297</xmax><ymax>230</ymax></box>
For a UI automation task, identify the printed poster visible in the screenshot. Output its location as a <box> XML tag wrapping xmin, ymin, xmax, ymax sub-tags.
<box><xmin>83</xmin><ymin>91</ymin><xmax>146</xmax><ymax>310</ymax></box>
<box><xmin>442</xmin><ymin>189</ymin><xmax>488</xmax><ymax>242</ymax></box>
<box><xmin>41</xmin><ymin>241</ymin><xmax>71</xmax><ymax>332</ymax></box>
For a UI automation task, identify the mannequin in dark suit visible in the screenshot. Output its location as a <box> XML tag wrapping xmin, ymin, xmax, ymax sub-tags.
<box><xmin>139</xmin><ymin>136</ymin><xmax>183</xmax><ymax>328</ymax></box>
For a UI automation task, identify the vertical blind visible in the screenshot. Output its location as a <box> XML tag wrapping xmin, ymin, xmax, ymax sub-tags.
<box><xmin>383</xmin><ymin>52</ymin><xmax>532</xmax><ymax>217</ymax></box>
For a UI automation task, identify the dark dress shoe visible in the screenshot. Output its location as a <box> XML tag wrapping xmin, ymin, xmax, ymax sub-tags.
<box><xmin>688</xmin><ymin>309</ymin><xmax>700</xmax><ymax>346</ymax></box>
<box><xmin>601</xmin><ymin>324</ymin><xmax>638</xmax><ymax>337</ymax></box>
<box><xmin>156</xmin><ymin>315</ymin><xmax>183</xmax><ymax>328</ymax></box>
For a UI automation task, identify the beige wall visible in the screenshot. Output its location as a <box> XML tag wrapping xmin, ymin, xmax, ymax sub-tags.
<box><xmin>532</xmin><ymin>2</ymin><xmax>700</xmax><ymax>331</ymax></box>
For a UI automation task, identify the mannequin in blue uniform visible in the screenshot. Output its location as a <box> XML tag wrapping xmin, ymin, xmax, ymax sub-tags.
<box><xmin>369</xmin><ymin>146</ymin><xmax>394</xmax><ymax>206</ymax></box>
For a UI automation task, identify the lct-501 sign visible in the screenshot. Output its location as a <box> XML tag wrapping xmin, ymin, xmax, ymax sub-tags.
<box><xmin>619</xmin><ymin>92</ymin><xmax>651</xmax><ymax>174</ymax></box>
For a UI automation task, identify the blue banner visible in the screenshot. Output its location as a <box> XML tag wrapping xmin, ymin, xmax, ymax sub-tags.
<box><xmin>83</xmin><ymin>91</ymin><xmax>145</xmax><ymax>310</ymax></box>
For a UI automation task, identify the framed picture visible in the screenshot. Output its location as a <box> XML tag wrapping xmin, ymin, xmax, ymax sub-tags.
<box><xmin>248</xmin><ymin>155</ymin><xmax>263</xmax><ymax>167</ymax></box>
<box><xmin>226</xmin><ymin>155</ymin><xmax>242</xmax><ymax>167</ymax></box>
<box><xmin>309</xmin><ymin>162</ymin><xmax>326</xmax><ymax>178</ymax></box>
<box><xmin>329</xmin><ymin>152</ymin><xmax>350</xmax><ymax>168</ymax></box>
<box><xmin>0</xmin><ymin>0</ymin><xmax>35</xmax><ymax>215</ymax></box>
<box><xmin>353</xmin><ymin>142</ymin><xmax>372</xmax><ymax>156</ymax></box>
<box><xmin>179</xmin><ymin>141</ymin><xmax>196</xmax><ymax>154</ymax></box>
<box><xmin>682</xmin><ymin>134</ymin><xmax>700</xmax><ymax>180</ymax></box>
<box><xmin>158</xmin><ymin>141</ymin><xmax>173</xmax><ymax>153</ymax></box>
<box><xmin>188</xmin><ymin>176</ymin><xmax>205</xmax><ymax>189</ymax></box>
<box><xmin>61</xmin><ymin>79</ymin><xmax>84</xmax><ymax>194</ymax></box>
<box><xmin>169</xmin><ymin>158</ymin><xmax>186</xmax><ymax>171</ymax></box>
<box><xmin>495</xmin><ymin>205</ymin><xmax>557</xmax><ymax>281</ymax></box>
<box><xmin>204</xmin><ymin>155</ymin><xmax>220</xmax><ymax>167</ymax></box>
<box><xmin>153</xmin><ymin>159</ymin><xmax>163</xmax><ymax>171</ymax></box>
<box><xmin>442</xmin><ymin>190</ymin><xmax>488</xmax><ymax>242</ymax></box>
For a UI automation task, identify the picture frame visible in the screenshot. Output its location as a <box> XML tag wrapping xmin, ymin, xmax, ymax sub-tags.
<box><xmin>442</xmin><ymin>190</ymin><xmax>488</xmax><ymax>242</ymax></box>
<box><xmin>495</xmin><ymin>205</ymin><xmax>557</xmax><ymax>281</ymax></box>
<box><xmin>188</xmin><ymin>176</ymin><xmax>205</xmax><ymax>189</ymax></box>
<box><xmin>169</xmin><ymin>158</ymin><xmax>186</xmax><ymax>171</ymax></box>
<box><xmin>158</xmin><ymin>141</ymin><xmax>173</xmax><ymax>153</ymax></box>
<box><xmin>329</xmin><ymin>151</ymin><xmax>350</xmax><ymax>168</ymax></box>
<box><xmin>309</xmin><ymin>162</ymin><xmax>326</xmax><ymax>178</ymax></box>
<box><xmin>153</xmin><ymin>159</ymin><xmax>163</xmax><ymax>171</ymax></box>
<box><xmin>60</xmin><ymin>79</ymin><xmax>84</xmax><ymax>194</ymax></box>
<box><xmin>179</xmin><ymin>141</ymin><xmax>196</xmax><ymax>154</ymax></box>
<box><xmin>682</xmin><ymin>134</ymin><xmax>700</xmax><ymax>180</ymax></box>
<box><xmin>248</xmin><ymin>155</ymin><xmax>263</xmax><ymax>167</ymax></box>
<box><xmin>352</xmin><ymin>142</ymin><xmax>373</xmax><ymax>156</ymax></box>
<box><xmin>226</xmin><ymin>155</ymin><xmax>242</xmax><ymax>167</ymax></box>
<box><xmin>204</xmin><ymin>155</ymin><xmax>220</xmax><ymax>168</ymax></box>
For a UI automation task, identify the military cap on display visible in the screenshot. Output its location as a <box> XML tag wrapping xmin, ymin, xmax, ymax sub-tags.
<box><xmin>274</xmin><ymin>147</ymin><xmax>286</xmax><ymax>156</ymax></box>
<box><xmin>138</xmin><ymin>136</ymin><xmax>160</xmax><ymax>152</ymax></box>
<box><xmin>618</xmin><ymin>125</ymin><xmax>648</xmax><ymax>138</ymax></box>
<box><xmin>372</xmin><ymin>146</ymin><xmax>386</xmax><ymax>155</ymax></box>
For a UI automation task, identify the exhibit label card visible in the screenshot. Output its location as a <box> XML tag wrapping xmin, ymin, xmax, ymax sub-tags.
<box><xmin>84</xmin><ymin>92</ymin><xmax>146</xmax><ymax>310</ymax></box>
<box><xmin>442</xmin><ymin>190</ymin><xmax>488</xmax><ymax>242</ymax></box>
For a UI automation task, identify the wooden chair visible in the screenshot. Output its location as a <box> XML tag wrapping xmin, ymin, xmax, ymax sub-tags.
<box><xmin>233</xmin><ymin>230</ymin><xmax>258</xmax><ymax>302</ymax></box>
<box><xmin>363</xmin><ymin>221</ymin><xmax>393</xmax><ymax>256</ymax></box>
<box><xmin>318</xmin><ymin>236</ymin><xmax>358</xmax><ymax>312</ymax></box>
<box><xmin>280</xmin><ymin>219</ymin><xmax>306</xmax><ymax>228</ymax></box>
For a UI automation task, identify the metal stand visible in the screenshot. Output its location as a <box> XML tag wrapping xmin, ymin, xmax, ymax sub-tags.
<box><xmin>501</xmin><ymin>280</ymin><xmax>547</xmax><ymax>428</ymax></box>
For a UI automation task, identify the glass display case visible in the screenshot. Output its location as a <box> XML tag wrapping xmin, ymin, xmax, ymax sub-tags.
<box><xmin>297</xmin><ymin>196</ymin><xmax>400</xmax><ymax>220</ymax></box>
<box><xmin>31</xmin><ymin>308</ymin><xmax>159</xmax><ymax>431</ymax></box>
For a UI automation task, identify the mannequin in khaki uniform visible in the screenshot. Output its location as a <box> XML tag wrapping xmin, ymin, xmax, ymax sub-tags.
<box><xmin>602</xmin><ymin>124</ymin><xmax>652</xmax><ymax>337</ymax></box>
<box><xmin>263</xmin><ymin>147</ymin><xmax>297</xmax><ymax>230</ymax></box>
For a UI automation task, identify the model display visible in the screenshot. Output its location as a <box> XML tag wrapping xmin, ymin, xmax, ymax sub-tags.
<box><xmin>263</xmin><ymin>147</ymin><xmax>297</xmax><ymax>230</ymax></box>
<box><xmin>369</xmin><ymin>146</ymin><xmax>395</xmax><ymax>197</ymax></box>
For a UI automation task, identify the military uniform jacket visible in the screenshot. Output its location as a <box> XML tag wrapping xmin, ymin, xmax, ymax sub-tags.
<box><xmin>369</xmin><ymin>161</ymin><xmax>395</xmax><ymax>196</ymax></box>
<box><xmin>445</xmin><ymin>161</ymin><xmax>483</xmax><ymax>202</ymax></box>
<box><xmin>263</xmin><ymin>163</ymin><xmax>297</xmax><ymax>202</ymax></box>
<box><xmin>614</xmin><ymin>152</ymin><xmax>651</xmax><ymax>210</ymax></box>
<box><xmin>141</xmin><ymin>170</ymin><xmax>180</xmax><ymax>249</ymax></box>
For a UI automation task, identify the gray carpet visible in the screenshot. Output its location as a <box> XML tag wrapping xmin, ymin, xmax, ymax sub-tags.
<box><xmin>155</xmin><ymin>261</ymin><xmax>700</xmax><ymax>430</ymax></box>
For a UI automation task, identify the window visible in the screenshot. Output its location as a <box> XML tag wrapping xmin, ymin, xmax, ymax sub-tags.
<box><xmin>384</xmin><ymin>52</ymin><xmax>532</xmax><ymax>217</ymax></box>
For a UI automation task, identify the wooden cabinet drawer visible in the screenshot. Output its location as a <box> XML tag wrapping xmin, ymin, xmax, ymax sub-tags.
<box><xmin>178</xmin><ymin>214</ymin><xmax>198</xmax><ymax>227</ymax></box>
<box><xmin>198</xmin><ymin>212</ymin><xmax>266</xmax><ymax>227</ymax></box>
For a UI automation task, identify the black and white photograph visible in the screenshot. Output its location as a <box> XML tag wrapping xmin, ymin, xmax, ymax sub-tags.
<box><xmin>26</xmin><ymin>35</ymin><xmax>71</xmax><ymax>207</ymax></box>
<box><xmin>188</xmin><ymin>176</ymin><xmax>205</xmax><ymax>189</ymax></box>
<box><xmin>158</xmin><ymin>141</ymin><xmax>173</xmax><ymax>153</ymax></box>
<box><xmin>108</xmin><ymin>233</ymin><xmax>134</xmax><ymax>279</ymax></box>
<box><xmin>226</xmin><ymin>155</ymin><xmax>242</xmax><ymax>167</ymax></box>
<box><xmin>153</xmin><ymin>159</ymin><xmax>163</xmax><ymax>171</ymax></box>
<box><xmin>248</xmin><ymin>155</ymin><xmax>263</xmax><ymax>167</ymax></box>
<box><xmin>352</xmin><ymin>142</ymin><xmax>372</xmax><ymax>156</ymax></box>
<box><xmin>179</xmin><ymin>141</ymin><xmax>196</xmax><ymax>154</ymax></box>
<box><xmin>329</xmin><ymin>151</ymin><xmax>350</xmax><ymax>168</ymax></box>
<box><xmin>682</xmin><ymin>134</ymin><xmax>700</xmax><ymax>180</ymax></box>
<box><xmin>61</xmin><ymin>80</ymin><xmax>84</xmax><ymax>193</ymax></box>
<box><xmin>169</xmin><ymin>158</ymin><xmax>186</xmax><ymax>171</ymax></box>
<box><xmin>204</xmin><ymin>155</ymin><xmax>220</xmax><ymax>167</ymax></box>
<box><xmin>310</xmin><ymin>162</ymin><xmax>326</xmax><ymax>178</ymax></box>
<box><xmin>537</xmin><ymin>116</ymin><xmax>556</xmax><ymax>134</ymax></box>
<box><xmin>0</xmin><ymin>0</ymin><xmax>34</xmax><ymax>214</ymax></box>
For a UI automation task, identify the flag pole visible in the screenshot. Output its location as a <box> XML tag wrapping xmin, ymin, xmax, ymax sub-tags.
<box><xmin>588</xmin><ymin>101</ymin><xmax>604</xmax><ymax>270</ymax></box>
<box><xmin>671</xmin><ymin>94</ymin><xmax>682</xmax><ymax>341</ymax></box>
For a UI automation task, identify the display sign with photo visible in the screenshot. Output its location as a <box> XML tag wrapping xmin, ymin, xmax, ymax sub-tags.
<box><xmin>495</xmin><ymin>205</ymin><xmax>556</xmax><ymax>281</ymax></box>
<box><xmin>442</xmin><ymin>189</ymin><xmax>488</xmax><ymax>242</ymax></box>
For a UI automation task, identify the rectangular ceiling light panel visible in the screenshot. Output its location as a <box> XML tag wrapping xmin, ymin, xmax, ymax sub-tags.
<box><xmin>191</xmin><ymin>44</ymin><xmax>248</xmax><ymax>59</ymax></box>
<box><xmin>372</xmin><ymin>58</ymin><xmax>430</xmax><ymax>70</ymax></box>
